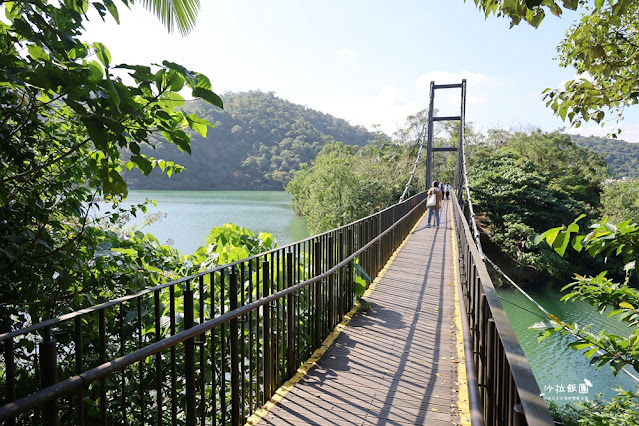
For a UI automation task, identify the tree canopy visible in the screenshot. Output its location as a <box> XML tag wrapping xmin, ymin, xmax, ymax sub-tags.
<box><xmin>468</xmin><ymin>0</ymin><xmax>639</xmax><ymax>136</ymax></box>
<box><xmin>467</xmin><ymin>130</ymin><xmax>610</xmax><ymax>281</ymax></box>
<box><xmin>0</xmin><ymin>0</ymin><xmax>221</xmax><ymax>328</ymax></box>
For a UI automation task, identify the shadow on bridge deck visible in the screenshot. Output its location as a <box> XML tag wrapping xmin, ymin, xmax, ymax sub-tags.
<box><xmin>255</xmin><ymin>201</ymin><xmax>466</xmax><ymax>425</ymax></box>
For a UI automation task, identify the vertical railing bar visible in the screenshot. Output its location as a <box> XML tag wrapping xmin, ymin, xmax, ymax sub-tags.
<box><xmin>286</xmin><ymin>252</ymin><xmax>295</xmax><ymax>379</ymax></box>
<box><xmin>486</xmin><ymin>318</ymin><xmax>496</xmax><ymax>426</ymax></box>
<box><xmin>240</xmin><ymin>262</ymin><xmax>247</xmax><ymax>421</ymax></box>
<box><xmin>350</xmin><ymin>226</ymin><xmax>354</xmax><ymax>311</ymax></box>
<box><xmin>5</xmin><ymin>339</ymin><xmax>16</xmax><ymax>426</ymax></box>
<box><xmin>247</xmin><ymin>260</ymin><xmax>254</xmax><ymax>414</ymax></box>
<box><xmin>198</xmin><ymin>275</ymin><xmax>205</xmax><ymax>426</ymax></box>
<box><xmin>98</xmin><ymin>310</ymin><xmax>107</xmax><ymax>426</ymax></box>
<box><xmin>294</xmin><ymin>243</ymin><xmax>301</xmax><ymax>366</ymax></box>
<box><xmin>262</xmin><ymin>260</ymin><xmax>272</xmax><ymax>402</ymax></box>
<box><xmin>209</xmin><ymin>271</ymin><xmax>217</xmax><ymax>425</ymax></box>
<box><xmin>278</xmin><ymin>251</ymin><xmax>284</xmax><ymax>386</ymax></box>
<box><xmin>314</xmin><ymin>241</ymin><xmax>322</xmax><ymax>349</ymax></box>
<box><xmin>255</xmin><ymin>260</ymin><xmax>262</xmax><ymax>407</ymax></box>
<box><xmin>74</xmin><ymin>316</ymin><xmax>84</xmax><ymax>426</ymax></box>
<box><xmin>119</xmin><ymin>303</ymin><xmax>126</xmax><ymax>426</ymax></box>
<box><xmin>136</xmin><ymin>297</ymin><xmax>145</xmax><ymax>426</ymax></box>
<box><xmin>220</xmin><ymin>268</ymin><xmax>227</xmax><ymax>425</ymax></box>
<box><xmin>184</xmin><ymin>282</ymin><xmax>196</xmax><ymax>426</ymax></box>
<box><xmin>229</xmin><ymin>269</ymin><xmax>240</xmax><ymax>426</ymax></box>
<box><xmin>338</xmin><ymin>231</ymin><xmax>344</xmax><ymax>319</ymax></box>
<box><xmin>272</xmin><ymin>251</ymin><xmax>279</xmax><ymax>390</ymax></box>
<box><xmin>40</xmin><ymin>326</ymin><xmax>58</xmax><ymax>426</ymax></box>
<box><xmin>170</xmin><ymin>285</ymin><xmax>177</xmax><ymax>426</ymax></box>
<box><xmin>154</xmin><ymin>290</ymin><xmax>162</xmax><ymax>425</ymax></box>
<box><xmin>328</xmin><ymin>235</ymin><xmax>334</xmax><ymax>331</ymax></box>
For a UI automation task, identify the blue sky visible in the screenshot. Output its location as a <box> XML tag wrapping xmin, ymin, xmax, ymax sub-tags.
<box><xmin>84</xmin><ymin>1</ymin><xmax>639</xmax><ymax>141</ymax></box>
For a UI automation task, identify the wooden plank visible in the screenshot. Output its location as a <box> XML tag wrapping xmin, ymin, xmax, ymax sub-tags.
<box><xmin>258</xmin><ymin>202</ymin><xmax>461</xmax><ymax>425</ymax></box>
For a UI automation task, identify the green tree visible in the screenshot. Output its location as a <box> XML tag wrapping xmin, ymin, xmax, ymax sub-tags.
<box><xmin>467</xmin><ymin>130</ymin><xmax>609</xmax><ymax>281</ymax></box>
<box><xmin>0</xmin><ymin>0</ymin><xmax>222</xmax><ymax>330</ymax></box>
<box><xmin>467</xmin><ymin>0</ymin><xmax>639</xmax><ymax>136</ymax></box>
<box><xmin>287</xmin><ymin>141</ymin><xmax>414</xmax><ymax>234</ymax></box>
<box><xmin>602</xmin><ymin>180</ymin><xmax>639</xmax><ymax>224</ymax></box>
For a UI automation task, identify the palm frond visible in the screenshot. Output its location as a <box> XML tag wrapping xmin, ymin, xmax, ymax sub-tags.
<box><xmin>137</xmin><ymin>0</ymin><xmax>201</xmax><ymax>36</ymax></box>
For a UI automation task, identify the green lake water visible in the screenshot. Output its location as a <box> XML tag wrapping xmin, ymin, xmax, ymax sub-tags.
<box><xmin>116</xmin><ymin>190</ymin><xmax>309</xmax><ymax>254</ymax></box>
<box><xmin>498</xmin><ymin>284</ymin><xmax>638</xmax><ymax>405</ymax></box>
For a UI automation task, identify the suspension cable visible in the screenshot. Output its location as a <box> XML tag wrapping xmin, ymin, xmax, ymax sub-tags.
<box><xmin>485</xmin><ymin>255</ymin><xmax>639</xmax><ymax>384</ymax></box>
<box><xmin>399</xmin><ymin>123</ymin><xmax>427</xmax><ymax>203</ymax></box>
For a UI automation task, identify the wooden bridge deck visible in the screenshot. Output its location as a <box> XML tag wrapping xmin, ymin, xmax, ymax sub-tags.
<box><xmin>255</xmin><ymin>202</ymin><xmax>467</xmax><ymax>425</ymax></box>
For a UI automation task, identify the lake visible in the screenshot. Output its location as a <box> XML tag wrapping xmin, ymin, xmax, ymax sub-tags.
<box><xmin>498</xmin><ymin>284</ymin><xmax>638</xmax><ymax>405</ymax></box>
<box><xmin>113</xmin><ymin>190</ymin><xmax>309</xmax><ymax>254</ymax></box>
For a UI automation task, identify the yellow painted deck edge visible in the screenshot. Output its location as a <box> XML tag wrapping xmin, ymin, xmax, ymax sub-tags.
<box><xmin>245</xmin><ymin>212</ymin><xmax>427</xmax><ymax>425</ymax></box>
<box><xmin>450</xmin><ymin>204</ymin><xmax>472</xmax><ymax>425</ymax></box>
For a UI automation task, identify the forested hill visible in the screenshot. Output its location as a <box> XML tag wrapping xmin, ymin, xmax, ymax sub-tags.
<box><xmin>570</xmin><ymin>134</ymin><xmax>639</xmax><ymax>178</ymax></box>
<box><xmin>125</xmin><ymin>91</ymin><xmax>379</xmax><ymax>190</ymax></box>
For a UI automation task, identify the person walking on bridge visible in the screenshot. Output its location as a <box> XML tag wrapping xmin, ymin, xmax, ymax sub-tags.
<box><xmin>426</xmin><ymin>181</ymin><xmax>443</xmax><ymax>228</ymax></box>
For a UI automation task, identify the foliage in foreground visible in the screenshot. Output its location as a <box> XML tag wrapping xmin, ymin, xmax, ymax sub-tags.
<box><xmin>535</xmin><ymin>217</ymin><xmax>639</xmax><ymax>423</ymax></box>
<box><xmin>548</xmin><ymin>388</ymin><xmax>639</xmax><ymax>426</ymax></box>
<box><xmin>3</xmin><ymin>222</ymin><xmax>279</xmax><ymax>425</ymax></box>
<box><xmin>468</xmin><ymin>0</ymin><xmax>639</xmax><ymax>137</ymax></box>
<box><xmin>536</xmin><ymin>217</ymin><xmax>639</xmax><ymax>374</ymax></box>
<box><xmin>0</xmin><ymin>0</ymin><xmax>222</xmax><ymax>331</ymax></box>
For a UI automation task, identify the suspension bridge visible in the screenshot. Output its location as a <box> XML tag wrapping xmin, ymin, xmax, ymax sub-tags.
<box><xmin>0</xmin><ymin>81</ymin><xmax>555</xmax><ymax>425</ymax></box>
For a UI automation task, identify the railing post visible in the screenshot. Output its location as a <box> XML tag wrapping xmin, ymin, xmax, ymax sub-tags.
<box><xmin>328</xmin><ymin>235</ymin><xmax>335</xmax><ymax>331</ymax></box>
<box><xmin>513</xmin><ymin>403</ymin><xmax>525</xmax><ymax>426</ymax></box>
<box><xmin>5</xmin><ymin>340</ymin><xmax>15</xmax><ymax>426</ymax></box>
<box><xmin>73</xmin><ymin>317</ymin><xmax>84</xmax><ymax>426</ymax></box>
<box><xmin>286</xmin><ymin>253</ymin><xmax>296</xmax><ymax>379</ymax></box>
<box><xmin>40</xmin><ymin>327</ymin><xmax>58</xmax><ymax>426</ymax></box>
<box><xmin>338</xmin><ymin>231</ymin><xmax>345</xmax><ymax>319</ymax></box>
<box><xmin>184</xmin><ymin>285</ymin><xmax>196</xmax><ymax>426</ymax></box>
<box><xmin>262</xmin><ymin>261</ymin><xmax>272</xmax><ymax>401</ymax></box>
<box><xmin>486</xmin><ymin>318</ymin><xmax>496</xmax><ymax>426</ymax></box>
<box><xmin>153</xmin><ymin>291</ymin><xmax>162</xmax><ymax>426</ymax></box>
<box><xmin>98</xmin><ymin>309</ymin><xmax>106</xmax><ymax>426</ymax></box>
<box><xmin>314</xmin><ymin>241</ymin><xmax>322</xmax><ymax>348</ymax></box>
<box><xmin>229</xmin><ymin>270</ymin><xmax>241</xmax><ymax>426</ymax></box>
<box><xmin>347</xmin><ymin>228</ymin><xmax>354</xmax><ymax>311</ymax></box>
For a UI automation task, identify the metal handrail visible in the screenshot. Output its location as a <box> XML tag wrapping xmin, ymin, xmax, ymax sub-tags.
<box><xmin>1</xmin><ymin>192</ymin><xmax>428</xmax><ymax>425</ymax></box>
<box><xmin>452</xmin><ymin>193</ymin><xmax>554</xmax><ymax>425</ymax></box>
<box><xmin>0</xmin><ymin>193</ymin><xmax>421</xmax><ymax>344</ymax></box>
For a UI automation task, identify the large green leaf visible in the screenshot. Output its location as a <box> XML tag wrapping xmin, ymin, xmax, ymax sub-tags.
<box><xmin>192</xmin><ymin>87</ymin><xmax>223</xmax><ymax>109</ymax></box>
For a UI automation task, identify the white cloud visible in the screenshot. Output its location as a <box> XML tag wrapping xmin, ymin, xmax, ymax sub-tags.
<box><xmin>336</xmin><ymin>47</ymin><xmax>354</xmax><ymax>57</ymax></box>
<box><xmin>557</xmin><ymin>72</ymin><xmax>594</xmax><ymax>89</ymax></box>
<box><xmin>416</xmin><ymin>70</ymin><xmax>494</xmax><ymax>89</ymax></box>
<box><xmin>319</xmin><ymin>85</ymin><xmax>420</xmax><ymax>135</ymax></box>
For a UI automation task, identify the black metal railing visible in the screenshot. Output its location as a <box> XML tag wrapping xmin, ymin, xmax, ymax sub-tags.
<box><xmin>0</xmin><ymin>192</ymin><xmax>427</xmax><ymax>425</ymax></box>
<box><xmin>452</xmin><ymin>194</ymin><xmax>554</xmax><ymax>426</ymax></box>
